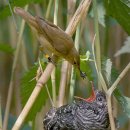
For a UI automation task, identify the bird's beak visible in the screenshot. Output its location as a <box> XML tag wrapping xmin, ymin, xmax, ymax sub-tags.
<box><xmin>14</xmin><ymin>7</ymin><xmax>38</xmax><ymax>30</ymax></box>
<box><xmin>79</xmin><ymin>69</ymin><xmax>86</xmax><ymax>79</ymax></box>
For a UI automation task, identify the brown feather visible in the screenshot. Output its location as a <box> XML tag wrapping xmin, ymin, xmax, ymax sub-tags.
<box><xmin>36</xmin><ymin>16</ymin><xmax>74</xmax><ymax>55</ymax></box>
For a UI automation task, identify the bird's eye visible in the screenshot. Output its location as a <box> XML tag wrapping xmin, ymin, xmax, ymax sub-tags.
<box><xmin>97</xmin><ymin>97</ymin><xmax>102</xmax><ymax>101</ymax></box>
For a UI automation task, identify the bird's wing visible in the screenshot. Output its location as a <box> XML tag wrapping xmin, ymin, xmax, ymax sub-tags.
<box><xmin>55</xmin><ymin>104</ymin><xmax>78</xmax><ymax>129</ymax></box>
<box><xmin>36</xmin><ymin>17</ymin><xmax>74</xmax><ymax>55</ymax></box>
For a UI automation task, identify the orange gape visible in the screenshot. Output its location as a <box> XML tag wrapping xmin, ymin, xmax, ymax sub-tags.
<box><xmin>74</xmin><ymin>82</ymin><xmax>96</xmax><ymax>102</ymax></box>
<box><xmin>43</xmin><ymin>90</ymin><xmax>109</xmax><ymax>130</ymax></box>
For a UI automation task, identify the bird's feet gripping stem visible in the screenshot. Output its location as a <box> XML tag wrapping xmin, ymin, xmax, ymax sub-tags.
<box><xmin>47</xmin><ymin>55</ymin><xmax>59</xmax><ymax>66</ymax></box>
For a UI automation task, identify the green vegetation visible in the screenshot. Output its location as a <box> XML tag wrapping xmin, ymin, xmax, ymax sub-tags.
<box><xmin>0</xmin><ymin>0</ymin><xmax>130</xmax><ymax>130</ymax></box>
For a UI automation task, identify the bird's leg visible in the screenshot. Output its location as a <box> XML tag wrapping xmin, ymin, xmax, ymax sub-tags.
<box><xmin>39</xmin><ymin>46</ymin><xmax>52</xmax><ymax>63</ymax></box>
<box><xmin>47</xmin><ymin>56</ymin><xmax>52</xmax><ymax>63</ymax></box>
<box><xmin>43</xmin><ymin>54</ymin><xmax>52</xmax><ymax>63</ymax></box>
<box><xmin>48</xmin><ymin>55</ymin><xmax>59</xmax><ymax>66</ymax></box>
<box><xmin>40</xmin><ymin>51</ymin><xmax>57</xmax><ymax>65</ymax></box>
<box><xmin>39</xmin><ymin>48</ymin><xmax>54</xmax><ymax>64</ymax></box>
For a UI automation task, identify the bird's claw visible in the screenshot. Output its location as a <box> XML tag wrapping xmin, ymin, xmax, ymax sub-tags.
<box><xmin>48</xmin><ymin>57</ymin><xmax>52</xmax><ymax>62</ymax></box>
<box><xmin>48</xmin><ymin>58</ymin><xmax>56</xmax><ymax>66</ymax></box>
<box><xmin>48</xmin><ymin>56</ymin><xmax>58</xmax><ymax>67</ymax></box>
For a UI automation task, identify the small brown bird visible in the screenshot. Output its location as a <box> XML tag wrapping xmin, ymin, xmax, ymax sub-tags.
<box><xmin>14</xmin><ymin>7</ymin><xmax>86</xmax><ymax>78</ymax></box>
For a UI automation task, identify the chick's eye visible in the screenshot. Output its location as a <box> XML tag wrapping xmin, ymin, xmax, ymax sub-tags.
<box><xmin>97</xmin><ymin>97</ymin><xmax>102</xmax><ymax>101</ymax></box>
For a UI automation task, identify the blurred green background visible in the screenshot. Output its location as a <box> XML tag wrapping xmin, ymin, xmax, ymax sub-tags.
<box><xmin>0</xmin><ymin>0</ymin><xmax>130</xmax><ymax>130</ymax></box>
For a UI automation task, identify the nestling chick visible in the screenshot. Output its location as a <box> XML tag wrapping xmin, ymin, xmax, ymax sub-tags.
<box><xmin>43</xmin><ymin>90</ymin><xmax>109</xmax><ymax>130</ymax></box>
